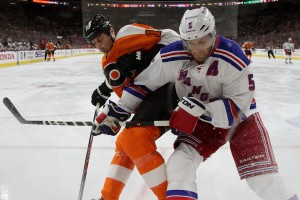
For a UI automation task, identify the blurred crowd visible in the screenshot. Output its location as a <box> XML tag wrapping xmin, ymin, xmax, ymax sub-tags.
<box><xmin>0</xmin><ymin>1</ymin><xmax>299</xmax><ymax>52</ymax></box>
<box><xmin>0</xmin><ymin>2</ymin><xmax>89</xmax><ymax>52</ymax></box>
<box><xmin>234</xmin><ymin>1</ymin><xmax>300</xmax><ymax>49</ymax></box>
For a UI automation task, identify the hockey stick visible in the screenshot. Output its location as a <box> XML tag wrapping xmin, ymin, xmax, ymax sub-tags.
<box><xmin>3</xmin><ymin>97</ymin><xmax>93</xmax><ymax>126</ymax></box>
<box><xmin>78</xmin><ymin>102</ymin><xmax>100</xmax><ymax>200</ymax></box>
<box><xmin>3</xmin><ymin>97</ymin><xmax>169</xmax><ymax>127</ymax></box>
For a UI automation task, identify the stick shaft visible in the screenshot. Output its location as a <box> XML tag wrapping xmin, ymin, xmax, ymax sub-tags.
<box><xmin>78</xmin><ymin>103</ymin><xmax>100</xmax><ymax>200</ymax></box>
<box><xmin>3</xmin><ymin>97</ymin><xmax>169</xmax><ymax>127</ymax></box>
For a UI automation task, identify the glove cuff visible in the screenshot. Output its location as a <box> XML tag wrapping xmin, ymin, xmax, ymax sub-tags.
<box><xmin>106</xmin><ymin>101</ymin><xmax>131</xmax><ymax>122</ymax></box>
<box><xmin>178</xmin><ymin>96</ymin><xmax>206</xmax><ymax>117</ymax></box>
<box><xmin>95</xmin><ymin>113</ymin><xmax>107</xmax><ymax>124</ymax></box>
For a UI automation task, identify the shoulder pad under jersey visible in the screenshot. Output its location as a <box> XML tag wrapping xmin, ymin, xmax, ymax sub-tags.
<box><xmin>160</xmin><ymin>40</ymin><xmax>191</xmax><ymax>63</ymax></box>
<box><xmin>116</xmin><ymin>24</ymin><xmax>155</xmax><ymax>40</ymax></box>
<box><xmin>212</xmin><ymin>36</ymin><xmax>250</xmax><ymax>71</ymax></box>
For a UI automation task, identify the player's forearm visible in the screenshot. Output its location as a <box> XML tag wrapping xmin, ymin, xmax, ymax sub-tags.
<box><xmin>117</xmin><ymin>84</ymin><xmax>155</xmax><ymax>113</ymax></box>
<box><xmin>203</xmin><ymin>70</ymin><xmax>254</xmax><ymax>128</ymax></box>
<box><xmin>203</xmin><ymin>95</ymin><xmax>253</xmax><ymax>129</ymax></box>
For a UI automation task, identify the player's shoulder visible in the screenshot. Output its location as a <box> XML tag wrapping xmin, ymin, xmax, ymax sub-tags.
<box><xmin>213</xmin><ymin>36</ymin><xmax>250</xmax><ymax>71</ymax></box>
<box><xmin>161</xmin><ymin>40</ymin><xmax>185</xmax><ymax>53</ymax></box>
<box><xmin>116</xmin><ymin>23</ymin><xmax>154</xmax><ymax>39</ymax></box>
<box><xmin>159</xmin><ymin>40</ymin><xmax>191</xmax><ymax>63</ymax></box>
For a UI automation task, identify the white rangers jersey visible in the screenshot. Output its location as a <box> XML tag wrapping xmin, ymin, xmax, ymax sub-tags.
<box><xmin>118</xmin><ymin>36</ymin><xmax>257</xmax><ymax>129</ymax></box>
<box><xmin>283</xmin><ymin>42</ymin><xmax>295</xmax><ymax>51</ymax></box>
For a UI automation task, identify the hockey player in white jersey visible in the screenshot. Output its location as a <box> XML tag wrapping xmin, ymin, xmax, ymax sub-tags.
<box><xmin>92</xmin><ymin>7</ymin><xmax>298</xmax><ymax>200</ymax></box>
<box><xmin>283</xmin><ymin>38</ymin><xmax>295</xmax><ymax>64</ymax></box>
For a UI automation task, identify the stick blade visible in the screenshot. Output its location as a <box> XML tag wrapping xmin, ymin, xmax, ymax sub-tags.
<box><xmin>3</xmin><ymin>97</ymin><xmax>27</xmax><ymax>124</ymax></box>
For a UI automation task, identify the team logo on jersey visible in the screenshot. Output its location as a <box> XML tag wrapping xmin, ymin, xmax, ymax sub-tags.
<box><xmin>178</xmin><ymin>69</ymin><xmax>188</xmax><ymax>81</ymax></box>
<box><xmin>104</xmin><ymin>64</ymin><xmax>126</xmax><ymax>88</ymax></box>
<box><xmin>206</xmin><ymin>60</ymin><xmax>219</xmax><ymax>76</ymax></box>
<box><xmin>109</xmin><ymin>69</ymin><xmax>121</xmax><ymax>81</ymax></box>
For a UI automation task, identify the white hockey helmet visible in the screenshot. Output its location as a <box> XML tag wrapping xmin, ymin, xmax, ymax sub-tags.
<box><xmin>179</xmin><ymin>7</ymin><xmax>216</xmax><ymax>41</ymax></box>
<box><xmin>288</xmin><ymin>38</ymin><xmax>292</xmax><ymax>42</ymax></box>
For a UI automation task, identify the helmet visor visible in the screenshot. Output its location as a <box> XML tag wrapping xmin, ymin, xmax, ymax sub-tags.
<box><xmin>184</xmin><ymin>33</ymin><xmax>214</xmax><ymax>51</ymax></box>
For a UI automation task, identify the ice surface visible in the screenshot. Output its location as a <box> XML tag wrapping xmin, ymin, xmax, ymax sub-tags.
<box><xmin>0</xmin><ymin>55</ymin><xmax>299</xmax><ymax>200</ymax></box>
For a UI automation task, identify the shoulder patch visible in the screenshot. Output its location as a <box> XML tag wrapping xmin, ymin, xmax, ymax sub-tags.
<box><xmin>103</xmin><ymin>63</ymin><xmax>127</xmax><ymax>88</ymax></box>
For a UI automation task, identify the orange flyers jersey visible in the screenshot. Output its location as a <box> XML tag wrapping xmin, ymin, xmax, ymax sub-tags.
<box><xmin>243</xmin><ymin>42</ymin><xmax>254</xmax><ymax>50</ymax></box>
<box><xmin>46</xmin><ymin>43</ymin><xmax>55</xmax><ymax>51</ymax></box>
<box><xmin>102</xmin><ymin>23</ymin><xmax>180</xmax><ymax>97</ymax></box>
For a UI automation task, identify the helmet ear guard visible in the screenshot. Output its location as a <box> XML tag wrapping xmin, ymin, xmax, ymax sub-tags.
<box><xmin>179</xmin><ymin>7</ymin><xmax>216</xmax><ymax>41</ymax></box>
<box><xmin>83</xmin><ymin>14</ymin><xmax>112</xmax><ymax>43</ymax></box>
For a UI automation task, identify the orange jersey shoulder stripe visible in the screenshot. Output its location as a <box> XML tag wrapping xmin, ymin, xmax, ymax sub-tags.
<box><xmin>103</xmin><ymin>24</ymin><xmax>161</xmax><ymax>68</ymax></box>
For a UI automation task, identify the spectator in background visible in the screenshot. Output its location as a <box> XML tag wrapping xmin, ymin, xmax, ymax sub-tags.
<box><xmin>0</xmin><ymin>42</ymin><xmax>4</xmax><ymax>52</ymax></box>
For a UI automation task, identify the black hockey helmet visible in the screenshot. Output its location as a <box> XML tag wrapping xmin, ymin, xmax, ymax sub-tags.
<box><xmin>83</xmin><ymin>14</ymin><xmax>112</xmax><ymax>43</ymax></box>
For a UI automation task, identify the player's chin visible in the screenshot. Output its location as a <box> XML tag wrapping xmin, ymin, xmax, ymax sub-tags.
<box><xmin>101</xmin><ymin>49</ymin><xmax>108</xmax><ymax>54</ymax></box>
<box><xmin>194</xmin><ymin>55</ymin><xmax>207</xmax><ymax>63</ymax></box>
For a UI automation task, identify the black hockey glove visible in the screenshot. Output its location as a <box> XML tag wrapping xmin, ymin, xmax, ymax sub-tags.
<box><xmin>91</xmin><ymin>81</ymin><xmax>113</xmax><ymax>106</ymax></box>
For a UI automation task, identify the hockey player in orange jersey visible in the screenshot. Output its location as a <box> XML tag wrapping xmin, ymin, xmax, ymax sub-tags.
<box><xmin>45</xmin><ymin>42</ymin><xmax>56</xmax><ymax>61</ymax></box>
<box><xmin>83</xmin><ymin>14</ymin><xmax>180</xmax><ymax>200</ymax></box>
<box><xmin>243</xmin><ymin>41</ymin><xmax>254</xmax><ymax>61</ymax></box>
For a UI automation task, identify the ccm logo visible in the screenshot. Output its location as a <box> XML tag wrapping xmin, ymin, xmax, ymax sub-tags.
<box><xmin>180</xmin><ymin>99</ymin><xmax>195</xmax><ymax>109</ymax></box>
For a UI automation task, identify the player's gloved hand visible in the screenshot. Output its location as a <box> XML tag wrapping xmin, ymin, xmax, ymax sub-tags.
<box><xmin>91</xmin><ymin>81</ymin><xmax>113</xmax><ymax>106</ymax></box>
<box><xmin>170</xmin><ymin>95</ymin><xmax>206</xmax><ymax>135</ymax></box>
<box><xmin>92</xmin><ymin>101</ymin><xmax>131</xmax><ymax>136</ymax></box>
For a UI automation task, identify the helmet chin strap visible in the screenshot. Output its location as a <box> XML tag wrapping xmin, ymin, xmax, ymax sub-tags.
<box><xmin>208</xmin><ymin>30</ymin><xmax>217</xmax><ymax>54</ymax></box>
<box><xmin>108</xmin><ymin>33</ymin><xmax>115</xmax><ymax>53</ymax></box>
<box><xmin>109</xmin><ymin>27</ymin><xmax>116</xmax><ymax>45</ymax></box>
<box><xmin>207</xmin><ymin>46</ymin><xmax>214</xmax><ymax>57</ymax></box>
<box><xmin>110</xmin><ymin>35</ymin><xmax>115</xmax><ymax>43</ymax></box>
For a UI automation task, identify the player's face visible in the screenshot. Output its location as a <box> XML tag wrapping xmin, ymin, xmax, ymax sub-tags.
<box><xmin>91</xmin><ymin>32</ymin><xmax>114</xmax><ymax>54</ymax></box>
<box><xmin>185</xmin><ymin>34</ymin><xmax>214</xmax><ymax>63</ymax></box>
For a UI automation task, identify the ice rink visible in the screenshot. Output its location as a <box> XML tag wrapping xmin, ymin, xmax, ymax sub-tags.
<box><xmin>1</xmin><ymin>54</ymin><xmax>300</xmax><ymax>200</ymax></box>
